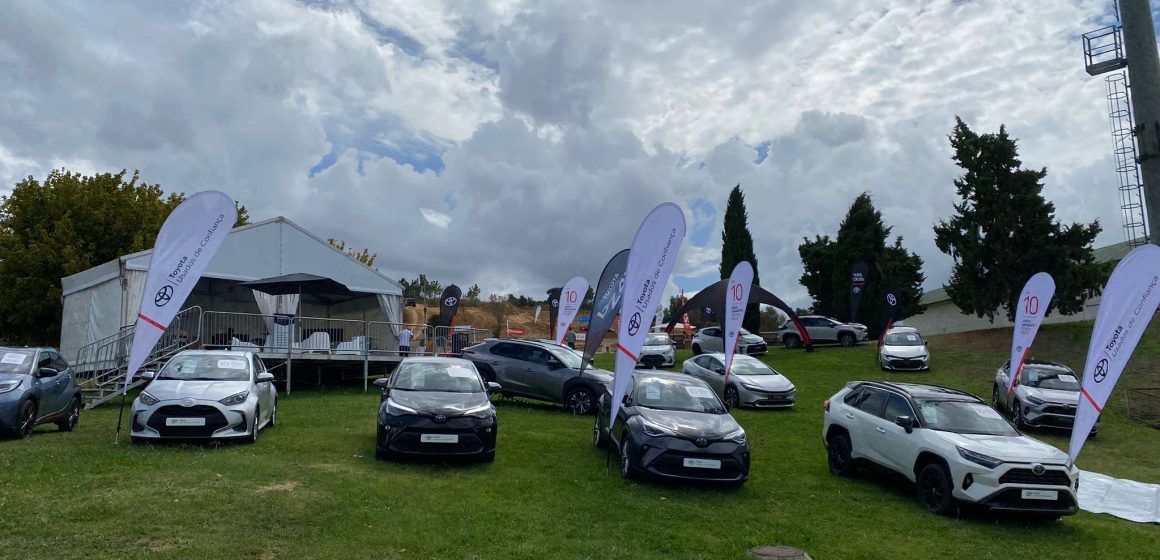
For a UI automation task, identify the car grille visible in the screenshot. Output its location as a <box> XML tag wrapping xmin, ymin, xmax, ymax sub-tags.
<box><xmin>1000</xmin><ymin>468</ymin><xmax>1072</xmax><ymax>487</ymax></box>
<box><xmin>1042</xmin><ymin>404</ymin><xmax>1077</xmax><ymax>416</ymax></box>
<box><xmin>390</xmin><ymin>427</ymin><xmax>486</xmax><ymax>454</ymax></box>
<box><xmin>650</xmin><ymin>452</ymin><xmax>746</xmax><ymax>480</ymax></box>
<box><xmin>146</xmin><ymin>405</ymin><xmax>229</xmax><ymax>438</ymax></box>
<box><xmin>887</xmin><ymin>358</ymin><xmax>925</xmax><ymax>369</ymax></box>
<box><xmin>984</xmin><ymin>487</ymin><xmax>1076</xmax><ymax>512</ymax></box>
<box><xmin>744</xmin><ymin>343</ymin><xmax>767</xmax><ymax>355</ymax></box>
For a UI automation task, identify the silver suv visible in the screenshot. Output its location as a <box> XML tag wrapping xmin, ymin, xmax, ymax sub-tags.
<box><xmin>777</xmin><ymin>316</ymin><xmax>867</xmax><ymax>349</ymax></box>
<box><xmin>461</xmin><ymin>339</ymin><xmax>611</xmax><ymax>415</ymax></box>
<box><xmin>690</xmin><ymin>327</ymin><xmax>767</xmax><ymax>356</ymax></box>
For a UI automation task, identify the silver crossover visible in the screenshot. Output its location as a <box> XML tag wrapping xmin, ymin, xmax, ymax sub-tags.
<box><xmin>682</xmin><ymin>353</ymin><xmax>795</xmax><ymax>409</ymax></box>
<box><xmin>130</xmin><ymin>350</ymin><xmax>278</xmax><ymax>443</ymax></box>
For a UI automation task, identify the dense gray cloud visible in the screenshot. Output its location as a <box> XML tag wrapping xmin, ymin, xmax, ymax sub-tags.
<box><xmin>0</xmin><ymin>0</ymin><xmax>1130</xmax><ymax>307</ymax></box>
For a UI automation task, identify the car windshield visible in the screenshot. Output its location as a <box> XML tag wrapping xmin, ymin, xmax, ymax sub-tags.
<box><xmin>552</xmin><ymin>347</ymin><xmax>583</xmax><ymax>369</ymax></box>
<box><xmin>915</xmin><ymin>400</ymin><xmax>1018</xmax><ymax>436</ymax></box>
<box><xmin>393</xmin><ymin>362</ymin><xmax>483</xmax><ymax>393</ymax></box>
<box><xmin>645</xmin><ymin>334</ymin><xmax>671</xmax><ymax>346</ymax></box>
<box><xmin>730</xmin><ymin>357</ymin><xmax>776</xmax><ymax>376</ymax></box>
<box><xmin>1021</xmin><ymin>368</ymin><xmax>1080</xmax><ymax>391</ymax></box>
<box><xmin>633</xmin><ymin>377</ymin><xmax>726</xmax><ymax>414</ymax></box>
<box><xmin>0</xmin><ymin>350</ymin><xmax>34</xmax><ymax>374</ymax></box>
<box><xmin>884</xmin><ymin>332</ymin><xmax>924</xmax><ymax>346</ymax></box>
<box><xmin>157</xmin><ymin>355</ymin><xmax>252</xmax><ymax>382</ymax></box>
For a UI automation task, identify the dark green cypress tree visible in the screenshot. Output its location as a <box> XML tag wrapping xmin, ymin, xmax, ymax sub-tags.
<box><xmin>720</xmin><ymin>185</ymin><xmax>762</xmax><ymax>332</ymax></box>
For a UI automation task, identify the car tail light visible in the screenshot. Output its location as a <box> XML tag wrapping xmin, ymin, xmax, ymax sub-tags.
<box><xmin>823</xmin><ymin>400</ymin><xmax>830</xmax><ymax>412</ymax></box>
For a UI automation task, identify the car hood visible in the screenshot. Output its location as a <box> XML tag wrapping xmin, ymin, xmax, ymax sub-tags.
<box><xmin>389</xmin><ymin>390</ymin><xmax>491</xmax><ymax>415</ymax></box>
<box><xmin>736</xmin><ymin>374</ymin><xmax>794</xmax><ymax>392</ymax></box>
<box><xmin>739</xmin><ymin>334</ymin><xmax>764</xmax><ymax>344</ymax></box>
<box><xmin>641</xmin><ymin>345</ymin><xmax>674</xmax><ymax>352</ymax></box>
<box><xmin>881</xmin><ymin>345</ymin><xmax>927</xmax><ymax>358</ymax></box>
<box><xmin>638</xmin><ymin>407</ymin><xmax>739</xmax><ymax>438</ymax></box>
<box><xmin>944</xmin><ymin>432</ymin><xmax>1069</xmax><ymax>464</ymax></box>
<box><xmin>582</xmin><ymin>367</ymin><xmax>613</xmax><ymax>385</ymax></box>
<box><xmin>1020</xmin><ymin>386</ymin><xmax>1079</xmax><ymax>404</ymax></box>
<box><xmin>145</xmin><ymin>380</ymin><xmax>251</xmax><ymax>402</ymax></box>
<box><xmin>0</xmin><ymin>373</ymin><xmax>26</xmax><ymax>386</ymax></box>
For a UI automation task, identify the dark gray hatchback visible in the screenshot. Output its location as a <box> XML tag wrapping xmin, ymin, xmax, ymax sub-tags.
<box><xmin>461</xmin><ymin>339</ymin><xmax>612</xmax><ymax>415</ymax></box>
<box><xmin>0</xmin><ymin>347</ymin><xmax>82</xmax><ymax>439</ymax></box>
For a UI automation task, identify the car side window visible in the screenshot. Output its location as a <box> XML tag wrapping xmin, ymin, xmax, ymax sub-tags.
<box><xmin>709</xmin><ymin>358</ymin><xmax>724</xmax><ymax>373</ymax></box>
<box><xmin>50</xmin><ymin>351</ymin><xmax>69</xmax><ymax>371</ymax></box>
<box><xmin>843</xmin><ymin>387</ymin><xmax>863</xmax><ymax>405</ymax></box>
<box><xmin>856</xmin><ymin>388</ymin><xmax>888</xmax><ymax>416</ymax></box>
<box><xmin>38</xmin><ymin>351</ymin><xmax>53</xmax><ymax>370</ymax></box>
<box><xmin>255</xmin><ymin>356</ymin><xmax>267</xmax><ymax>373</ymax></box>
<box><xmin>883</xmin><ymin>393</ymin><xmax>914</xmax><ymax>420</ymax></box>
<box><xmin>525</xmin><ymin>348</ymin><xmax>551</xmax><ymax>366</ymax></box>
<box><xmin>491</xmin><ymin>342</ymin><xmax>522</xmax><ymax>359</ymax></box>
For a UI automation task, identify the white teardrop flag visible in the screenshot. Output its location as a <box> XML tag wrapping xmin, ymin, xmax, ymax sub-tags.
<box><xmin>123</xmin><ymin>191</ymin><xmax>237</xmax><ymax>392</ymax></box>
<box><xmin>1007</xmin><ymin>272</ymin><xmax>1056</xmax><ymax>392</ymax></box>
<box><xmin>554</xmin><ymin>276</ymin><xmax>589</xmax><ymax>345</ymax></box>
<box><xmin>723</xmin><ymin>261</ymin><xmax>754</xmax><ymax>384</ymax></box>
<box><xmin>1068</xmin><ymin>244</ymin><xmax>1160</xmax><ymax>463</ymax></box>
<box><xmin>610</xmin><ymin>203</ymin><xmax>687</xmax><ymax>424</ymax></box>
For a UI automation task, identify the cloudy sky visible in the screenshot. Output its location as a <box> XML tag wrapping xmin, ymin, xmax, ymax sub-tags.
<box><xmin>0</xmin><ymin>0</ymin><xmax>1139</xmax><ymax>306</ymax></box>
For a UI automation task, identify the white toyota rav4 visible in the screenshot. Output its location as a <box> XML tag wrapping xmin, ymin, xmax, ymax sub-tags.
<box><xmin>823</xmin><ymin>381</ymin><xmax>1078</xmax><ymax>517</ymax></box>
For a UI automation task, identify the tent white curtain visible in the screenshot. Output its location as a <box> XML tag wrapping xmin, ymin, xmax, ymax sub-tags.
<box><xmin>251</xmin><ymin>291</ymin><xmax>299</xmax><ymax>339</ymax></box>
<box><xmin>123</xmin><ymin>269</ymin><xmax>149</xmax><ymax>326</ymax></box>
<box><xmin>377</xmin><ymin>293</ymin><xmax>403</xmax><ymax>353</ymax></box>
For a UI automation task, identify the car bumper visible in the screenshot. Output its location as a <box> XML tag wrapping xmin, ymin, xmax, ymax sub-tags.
<box><xmin>131</xmin><ymin>399</ymin><xmax>255</xmax><ymax>440</ymax></box>
<box><xmin>377</xmin><ymin>414</ymin><xmax>497</xmax><ymax>457</ymax></box>
<box><xmin>740</xmin><ymin>342</ymin><xmax>768</xmax><ymax>356</ymax></box>
<box><xmin>1022</xmin><ymin>404</ymin><xmax>1096</xmax><ymax>431</ymax></box>
<box><xmin>949</xmin><ymin>462</ymin><xmax>1079</xmax><ymax>515</ymax></box>
<box><xmin>880</xmin><ymin>356</ymin><xmax>930</xmax><ymax>371</ymax></box>
<box><xmin>632</xmin><ymin>435</ymin><xmax>749</xmax><ymax>483</ymax></box>
<box><xmin>737</xmin><ymin>386</ymin><xmax>795</xmax><ymax>408</ymax></box>
<box><xmin>638</xmin><ymin>350</ymin><xmax>676</xmax><ymax>368</ymax></box>
<box><xmin>0</xmin><ymin>392</ymin><xmax>23</xmax><ymax>431</ymax></box>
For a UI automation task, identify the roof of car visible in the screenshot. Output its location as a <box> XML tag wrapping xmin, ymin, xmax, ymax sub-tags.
<box><xmin>885</xmin><ymin>326</ymin><xmax>919</xmax><ymax>334</ymax></box>
<box><xmin>861</xmin><ymin>381</ymin><xmax>980</xmax><ymax>402</ymax></box>
<box><xmin>634</xmin><ymin>370</ymin><xmax>698</xmax><ymax>383</ymax></box>
<box><xmin>399</xmin><ymin>356</ymin><xmax>474</xmax><ymax>365</ymax></box>
<box><xmin>173</xmin><ymin>349</ymin><xmax>253</xmax><ymax>357</ymax></box>
<box><xmin>1022</xmin><ymin>359</ymin><xmax>1072</xmax><ymax>371</ymax></box>
<box><xmin>0</xmin><ymin>346</ymin><xmax>51</xmax><ymax>352</ymax></box>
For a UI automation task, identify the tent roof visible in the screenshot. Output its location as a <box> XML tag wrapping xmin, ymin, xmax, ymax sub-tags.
<box><xmin>61</xmin><ymin>216</ymin><xmax>402</xmax><ymax>297</ymax></box>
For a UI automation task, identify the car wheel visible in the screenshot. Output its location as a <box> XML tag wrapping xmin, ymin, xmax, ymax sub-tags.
<box><xmin>14</xmin><ymin>400</ymin><xmax>36</xmax><ymax>439</ymax></box>
<box><xmin>566</xmin><ymin>387</ymin><xmax>595</xmax><ymax>416</ymax></box>
<box><xmin>619</xmin><ymin>438</ymin><xmax>636</xmax><ymax>480</ymax></box>
<box><xmin>826</xmin><ymin>433</ymin><xmax>856</xmax><ymax>477</ymax></box>
<box><xmin>269</xmin><ymin>398</ymin><xmax>277</xmax><ymax>428</ymax></box>
<box><xmin>783</xmin><ymin>335</ymin><xmax>801</xmax><ymax>350</ymax></box>
<box><xmin>248</xmin><ymin>407</ymin><xmax>260</xmax><ymax>444</ymax></box>
<box><xmin>839</xmin><ymin>333</ymin><xmax>855</xmax><ymax>347</ymax></box>
<box><xmin>691</xmin><ymin>343</ymin><xmax>702</xmax><ymax>356</ymax></box>
<box><xmin>991</xmin><ymin>385</ymin><xmax>1002</xmax><ymax>411</ymax></box>
<box><xmin>724</xmin><ymin>386</ymin><xmax>740</xmax><ymax>410</ymax></box>
<box><xmin>1011</xmin><ymin>400</ymin><xmax>1025</xmax><ymax>429</ymax></box>
<box><xmin>375</xmin><ymin>425</ymin><xmax>390</xmax><ymax>460</ymax></box>
<box><xmin>593</xmin><ymin>418</ymin><xmax>608</xmax><ymax>449</ymax></box>
<box><xmin>916</xmin><ymin>462</ymin><xmax>955</xmax><ymax>515</ymax></box>
<box><xmin>57</xmin><ymin>398</ymin><xmax>81</xmax><ymax>432</ymax></box>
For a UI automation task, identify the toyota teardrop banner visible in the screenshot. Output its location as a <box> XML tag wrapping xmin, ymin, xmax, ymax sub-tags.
<box><xmin>1007</xmin><ymin>272</ymin><xmax>1056</xmax><ymax>393</ymax></box>
<box><xmin>849</xmin><ymin>260</ymin><xmax>869</xmax><ymax>323</ymax></box>
<box><xmin>1069</xmin><ymin>244</ymin><xmax>1160</xmax><ymax>463</ymax></box>
<box><xmin>581</xmin><ymin>249</ymin><xmax>629</xmax><ymax>372</ymax></box>
<box><xmin>723</xmin><ymin>261</ymin><xmax>754</xmax><ymax>384</ymax></box>
<box><xmin>124</xmin><ymin>191</ymin><xmax>237</xmax><ymax>392</ymax></box>
<box><xmin>554</xmin><ymin>276</ymin><xmax>589</xmax><ymax>345</ymax></box>
<box><xmin>439</xmin><ymin>284</ymin><xmax>462</xmax><ymax>327</ymax></box>
<box><xmin>610</xmin><ymin>203</ymin><xmax>686</xmax><ymax>425</ymax></box>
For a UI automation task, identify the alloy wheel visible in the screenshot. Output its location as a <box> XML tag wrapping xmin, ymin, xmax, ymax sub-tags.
<box><xmin>620</xmin><ymin>439</ymin><xmax>634</xmax><ymax>480</ymax></box>
<box><xmin>917</xmin><ymin>464</ymin><xmax>953</xmax><ymax>514</ymax></box>
<box><xmin>839</xmin><ymin>333</ymin><xmax>855</xmax><ymax>347</ymax></box>
<box><xmin>725</xmin><ymin>386</ymin><xmax>739</xmax><ymax>409</ymax></box>
<box><xmin>991</xmin><ymin>386</ymin><xmax>1001</xmax><ymax>411</ymax></box>
<box><xmin>60</xmin><ymin>399</ymin><xmax>80</xmax><ymax>432</ymax></box>
<box><xmin>250</xmin><ymin>408</ymin><xmax>260</xmax><ymax>443</ymax></box>
<box><xmin>568</xmin><ymin>389</ymin><xmax>593</xmax><ymax>415</ymax></box>
<box><xmin>17</xmin><ymin>402</ymin><xmax>36</xmax><ymax>439</ymax></box>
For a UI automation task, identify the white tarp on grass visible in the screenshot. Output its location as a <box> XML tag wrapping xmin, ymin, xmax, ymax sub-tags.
<box><xmin>1079</xmin><ymin>470</ymin><xmax>1160</xmax><ymax>523</ymax></box>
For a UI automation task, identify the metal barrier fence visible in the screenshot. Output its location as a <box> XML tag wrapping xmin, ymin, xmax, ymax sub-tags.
<box><xmin>367</xmin><ymin>321</ymin><xmax>434</xmax><ymax>357</ymax></box>
<box><xmin>433</xmin><ymin>327</ymin><xmax>493</xmax><ymax>355</ymax></box>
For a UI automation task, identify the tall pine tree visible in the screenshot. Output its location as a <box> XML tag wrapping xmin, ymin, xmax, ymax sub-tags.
<box><xmin>798</xmin><ymin>193</ymin><xmax>925</xmax><ymax>336</ymax></box>
<box><xmin>720</xmin><ymin>185</ymin><xmax>762</xmax><ymax>332</ymax></box>
<box><xmin>934</xmin><ymin>118</ymin><xmax>1106</xmax><ymax>321</ymax></box>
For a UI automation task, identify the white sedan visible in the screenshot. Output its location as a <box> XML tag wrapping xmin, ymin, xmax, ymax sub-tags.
<box><xmin>682</xmin><ymin>353</ymin><xmax>795</xmax><ymax>409</ymax></box>
<box><xmin>130</xmin><ymin>350</ymin><xmax>277</xmax><ymax>443</ymax></box>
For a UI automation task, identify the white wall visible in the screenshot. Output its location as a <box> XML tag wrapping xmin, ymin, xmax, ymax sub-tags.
<box><xmin>905</xmin><ymin>297</ymin><xmax>1101</xmax><ymax>336</ymax></box>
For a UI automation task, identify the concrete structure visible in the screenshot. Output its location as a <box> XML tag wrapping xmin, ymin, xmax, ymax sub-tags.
<box><xmin>905</xmin><ymin>240</ymin><xmax>1133</xmax><ymax>336</ymax></box>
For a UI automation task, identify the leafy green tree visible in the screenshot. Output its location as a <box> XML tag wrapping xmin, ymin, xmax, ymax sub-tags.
<box><xmin>720</xmin><ymin>185</ymin><xmax>761</xmax><ymax>332</ymax></box>
<box><xmin>465</xmin><ymin>283</ymin><xmax>482</xmax><ymax>304</ymax></box>
<box><xmin>798</xmin><ymin>193</ymin><xmax>925</xmax><ymax>336</ymax></box>
<box><xmin>934</xmin><ymin>118</ymin><xmax>1106</xmax><ymax>321</ymax></box>
<box><xmin>0</xmin><ymin>169</ymin><xmax>249</xmax><ymax>344</ymax></box>
<box><xmin>327</xmin><ymin>238</ymin><xmax>376</xmax><ymax>267</ymax></box>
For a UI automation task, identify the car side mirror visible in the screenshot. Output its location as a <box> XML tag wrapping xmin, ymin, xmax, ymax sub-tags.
<box><xmin>140</xmin><ymin>371</ymin><xmax>156</xmax><ymax>381</ymax></box>
<box><xmin>487</xmin><ymin>381</ymin><xmax>502</xmax><ymax>393</ymax></box>
<box><xmin>37</xmin><ymin>367</ymin><xmax>59</xmax><ymax>378</ymax></box>
<box><xmin>373</xmin><ymin>378</ymin><xmax>390</xmax><ymax>388</ymax></box>
<box><xmin>894</xmin><ymin>415</ymin><xmax>915</xmax><ymax>434</ymax></box>
<box><xmin>714</xmin><ymin>368</ymin><xmax>726</xmax><ymax>375</ymax></box>
<box><xmin>257</xmin><ymin>372</ymin><xmax>275</xmax><ymax>383</ymax></box>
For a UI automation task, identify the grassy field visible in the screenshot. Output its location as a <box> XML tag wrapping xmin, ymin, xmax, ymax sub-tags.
<box><xmin>2</xmin><ymin>321</ymin><xmax>1159</xmax><ymax>559</ymax></box>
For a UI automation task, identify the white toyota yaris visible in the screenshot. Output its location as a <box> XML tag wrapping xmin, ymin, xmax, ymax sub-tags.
<box><xmin>131</xmin><ymin>350</ymin><xmax>277</xmax><ymax>443</ymax></box>
<box><xmin>823</xmin><ymin>381</ymin><xmax>1078</xmax><ymax>518</ymax></box>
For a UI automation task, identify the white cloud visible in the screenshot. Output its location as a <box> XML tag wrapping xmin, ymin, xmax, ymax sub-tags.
<box><xmin>420</xmin><ymin>207</ymin><xmax>453</xmax><ymax>229</ymax></box>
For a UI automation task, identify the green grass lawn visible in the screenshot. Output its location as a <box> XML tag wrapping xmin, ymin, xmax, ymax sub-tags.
<box><xmin>3</xmin><ymin>322</ymin><xmax>1159</xmax><ymax>559</ymax></box>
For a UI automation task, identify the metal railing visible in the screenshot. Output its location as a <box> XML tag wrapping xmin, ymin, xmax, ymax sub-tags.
<box><xmin>368</xmin><ymin>321</ymin><xmax>433</xmax><ymax>356</ymax></box>
<box><xmin>433</xmin><ymin>326</ymin><xmax>493</xmax><ymax>356</ymax></box>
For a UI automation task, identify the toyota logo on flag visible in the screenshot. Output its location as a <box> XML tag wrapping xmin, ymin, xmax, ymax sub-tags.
<box><xmin>551</xmin><ymin>298</ymin><xmax>559</xmax><ymax>308</ymax></box>
<box><xmin>1093</xmin><ymin>358</ymin><xmax>1109</xmax><ymax>383</ymax></box>
<box><xmin>444</xmin><ymin>296</ymin><xmax>458</xmax><ymax>307</ymax></box>
<box><xmin>627</xmin><ymin>312</ymin><xmax>642</xmax><ymax>335</ymax></box>
<box><xmin>155</xmin><ymin>285</ymin><xmax>174</xmax><ymax>307</ymax></box>
<box><xmin>886</xmin><ymin>294</ymin><xmax>897</xmax><ymax>306</ymax></box>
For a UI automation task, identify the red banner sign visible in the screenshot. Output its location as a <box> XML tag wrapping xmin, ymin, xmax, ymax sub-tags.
<box><xmin>506</xmin><ymin>326</ymin><xmax>526</xmax><ymax>336</ymax></box>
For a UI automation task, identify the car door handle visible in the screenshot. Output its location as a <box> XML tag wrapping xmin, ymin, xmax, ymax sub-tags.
<box><xmin>844</xmin><ymin>413</ymin><xmax>855</xmax><ymax>420</ymax></box>
<box><xmin>875</xmin><ymin>427</ymin><xmax>886</xmax><ymax>434</ymax></box>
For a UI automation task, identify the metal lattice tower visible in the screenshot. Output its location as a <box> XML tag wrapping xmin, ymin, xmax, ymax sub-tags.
<box><xmin>1105</xmin><ymin>72</ymin><xmax>1149</xmax><ymax>247</ymax></box>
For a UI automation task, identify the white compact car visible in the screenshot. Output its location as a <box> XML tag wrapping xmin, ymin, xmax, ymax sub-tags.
<box><xmin>131</xmin><ymin>350</ymin><xmax>277</xmax><ymax>443</ymax></box>
<box><xmin>823</xmin><ymin>381</ymin><xmax>1078</xmax><ymax>517</ymax></box>
<box><xmin>690</xmin><ymin>327</ymin><xmax>768</xmax><ymax>356</ymax></box>
<box><xmin>682</xmin><ymin>353</ymin><xmax>795</xmax><ymax>409</ymax></box>
<box><xmin>878</xmin><ymin>327</ymin><xmax>930</xmax><ymax>371</ymax></box>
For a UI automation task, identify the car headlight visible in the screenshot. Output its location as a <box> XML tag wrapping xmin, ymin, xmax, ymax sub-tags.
<box><xmin>1025</xmin><ymin>395</ymin><xmax>1045</xmax><ymax>406</ymax></box>
<box><xmin>724</xmin><ymin>428</ymin><xmax>747</xmax><ymax>444</ymax></box>
<box><xmin>218</xmin><ymin>391</ymin><xmax>249</xmax><ymax>406</ymax></box>
<box><xmin>385</xmin><ymin>398</ymin><xmax>417</xmax><ymax>416</ymax></box>
<box><xmin>462</xmin><ymin>402</ymin><xmax>494</xmax><ymax>418</ymax></box>
<box><xmin>739</xmin><ymin>380</ymin><xmax>761</xmax><ymax>391</ymax></box>
<box><xmin>0</xmin><ymin>380</ymin><xmax>21</xmax><ymax>394</ymax></box>
<box><xmin>138</xmin><ymin>391</ymin><xmax>160</xmax><ymax>405</ymax></box>
<box><xmin>641</xmin><ymin>419</ymin><xmax>677</xmax><ymax>438</ymax></box>
<box><xmin>957</xmin><ymin>446</ymin><xmax>1003</xmax><ymax>469</ymax></box>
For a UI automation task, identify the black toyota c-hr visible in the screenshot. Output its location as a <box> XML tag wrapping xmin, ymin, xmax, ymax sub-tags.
<box><xmin>374</xmin><ymin>357</ymin><xmax>500</xmax><ymax>462</ymax></box>
<box><xmin>594</xmin><ymin>371</ymin><xmax>749</xmax><ymax>485</ymax></box>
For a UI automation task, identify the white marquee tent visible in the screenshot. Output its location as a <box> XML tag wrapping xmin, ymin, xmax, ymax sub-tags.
<box><xmin>59</xmin><ymin>216</ymin><xmax>404</xmax><ymax>360</ymax></box>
